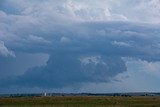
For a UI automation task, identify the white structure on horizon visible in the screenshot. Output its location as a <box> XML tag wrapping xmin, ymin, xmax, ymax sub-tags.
<box><xmin>44</xmin><ymin>92</ymin><xmax>47</xmax><ymax>96</ymax></box>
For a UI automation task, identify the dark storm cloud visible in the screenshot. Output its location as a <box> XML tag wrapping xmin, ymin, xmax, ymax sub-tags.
<box><xmin>1</xmin><ymin>22</ymin><xmax>160</xmax><ymax>89</ymax></box>
<box><xmin>1</xmin><ymin>52</ymin><xmax>126</xmax><ymax>88</ymax></box>
<box><xmin>1</xmin><ymin>0</ymin><xmax>160</xmax><ymax>92</ymax></box>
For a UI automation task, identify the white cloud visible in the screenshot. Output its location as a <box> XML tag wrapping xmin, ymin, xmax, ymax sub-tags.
<box><xmin>135</xmin><ymin>0</ymin><xmax>160</xmax><ymax>23</ymax></box>
<box><xmin>112</xmin><ymin>41</ymin><xmax>131</xmax><ymax>47</ymax></box>
<box><xmin>0</xmin><ymin>41</ymin><xmax>15</xmax><ymax>57</ymax></box>
<box><xmin>80</xmin><ymin>56</ymin><xmax>106</xmax><ymax>65</ymax></box>
<box><xmin>115</xmin><ymin>0</ymin><xmax>160</xmax><ymax>23</ymax></box>
<box><xmin>107</xmin><ymin>57</ymin><xmax>160</xmax><ymax>92</ymax></box>
<box><xmin>61</xmin><ymin>0</ymin><xmax>128</xmax><ymax>22</ymax></box>
<box><xmin>125</xmin><ymin>58</ymin><xmax>160</xmax><ymax>77</ymax></box>
<box><xmin>28</xmin><ymin>35</ymin><xmax>51</xmax><ymax>44</ymax></box>
<box><xmin>60</xmin><ymin>37</ymin><xmax>70</xmax><ymax>43</ymax></box>
<box><xmin>2</xmin><ymin>0</ymin><xmax>160</xmax><ymax>23</ymax></box>
<box><xmin>0</xmin><ymin>0</ymin><xmax>128</xmax><ymax>22</ymax></box>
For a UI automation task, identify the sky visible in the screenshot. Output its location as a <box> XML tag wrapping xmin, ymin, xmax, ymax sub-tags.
<box><xmin>1</xmin><ymin>0</ymin><xmax>160</xmax><ymax>94</ymax></box>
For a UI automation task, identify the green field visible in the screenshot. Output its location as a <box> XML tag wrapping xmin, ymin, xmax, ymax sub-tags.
<box><xmin>0</xmin><ymin>96</ymin><xmax>160</xmax><ymax>107</ymax></box>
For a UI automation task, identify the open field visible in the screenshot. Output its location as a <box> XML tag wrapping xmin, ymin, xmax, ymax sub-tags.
<box><xmin>0</xmin><ymin>96</ymin><xmax>160</xmax><ymax>107</ymax></box>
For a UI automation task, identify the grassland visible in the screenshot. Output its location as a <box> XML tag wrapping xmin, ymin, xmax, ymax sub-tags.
<box><xmin>0</xmin><ymin>96</ymin><xmax>160</xmax><ymax>107</ymax></box>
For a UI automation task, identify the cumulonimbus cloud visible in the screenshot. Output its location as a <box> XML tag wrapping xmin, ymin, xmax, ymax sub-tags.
<box><xmin>1</xmin><ymin>0</ymin><xmax>160</xmax><ymax>91</ymax></box>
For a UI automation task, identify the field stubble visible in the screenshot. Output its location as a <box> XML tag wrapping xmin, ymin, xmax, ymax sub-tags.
<box><xmin>0</xmin><ymin>96</ymin><xmax>160</xmax><ymax>107</ymax></box>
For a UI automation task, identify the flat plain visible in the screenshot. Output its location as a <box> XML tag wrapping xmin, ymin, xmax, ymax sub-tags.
<box><xmin>0</xmin><ymin>96</ymin><xmax>160</xmax><ymax>107</ymax></box>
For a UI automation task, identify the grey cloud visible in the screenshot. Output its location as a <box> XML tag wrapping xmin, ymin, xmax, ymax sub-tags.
<box><xmin>1</xmin><ymin>22</ymin><xmax>160</xmax><ymax>90</ymax></box>
<box><xmin>0</xmin><ymin>53</ymin><xmax>49</xmax><ymax>79</ymax></box>
<box><xmin>1</xmin><ymin>0</ymin><xmax>160</xmax><ymax>92</ymax></box>
<box><xmin>1</xmin><ymin>53</ymin><xmax>126</xmax><ymax>88</ymax></box>
<box><xmin>1</xmin><ymin>21</ymin><xmax>160</xmax><ymax>90</ymax></box>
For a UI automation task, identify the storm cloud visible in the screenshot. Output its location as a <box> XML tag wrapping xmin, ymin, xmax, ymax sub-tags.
<box><xmin>1</xmin><ymin>0</ymin><xmax>160</xmax><ymax>93</ymax></box>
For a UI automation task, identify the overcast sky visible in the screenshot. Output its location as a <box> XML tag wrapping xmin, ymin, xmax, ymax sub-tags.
<box><xmin>1</xmin><ymin>0</ymin><xmax>160</xmax><ymax>94</ymax></box>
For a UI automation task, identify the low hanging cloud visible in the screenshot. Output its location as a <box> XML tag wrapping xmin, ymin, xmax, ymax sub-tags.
<box><xmin>1</xmin><ymin>54</ymin><xmax>126</xmax><ymax>88</ymax></box>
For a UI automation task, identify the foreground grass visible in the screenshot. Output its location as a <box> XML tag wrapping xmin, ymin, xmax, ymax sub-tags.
<box><xmin>0</xmin><ymin>96</ymin><xmax>160</xmax><ymax>107</ymax></box>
